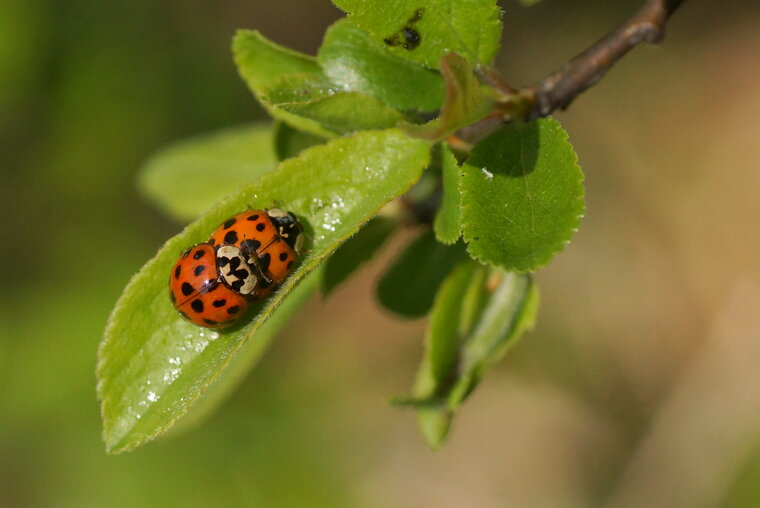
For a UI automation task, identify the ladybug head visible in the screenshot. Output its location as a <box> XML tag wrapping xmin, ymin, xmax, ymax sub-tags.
<box><xmin>267</xmin><ymin>208</ymin><xmax>304</xmax><ymax>253</ymax></box>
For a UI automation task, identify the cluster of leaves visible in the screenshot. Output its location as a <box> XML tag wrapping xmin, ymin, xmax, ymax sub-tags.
<box><xmin>98</xmin><ymin>0</ymin><xmax>584</xmax><ymax>454</ymax></box>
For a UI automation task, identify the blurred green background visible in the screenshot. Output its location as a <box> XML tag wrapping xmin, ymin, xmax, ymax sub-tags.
<box><xmin>3</xmin><ymin>0</ymin><xmax>760</xmax><ymax>506</ymax></box>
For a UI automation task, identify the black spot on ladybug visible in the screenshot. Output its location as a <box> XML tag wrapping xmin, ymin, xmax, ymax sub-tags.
<box><xmin>247</xmin><ymin>214</ymin><xmax>260</xmax><ymax>221</ymax></box>
<box><xmin>182</xmin><ymin>249</ymin><xmax>191</xmax><ymax>258</ymax></box>
<box><xmin>193</xmin><ymin>250</ymin><xmax>205</xmax><ymax>260</ymax></box>
<box><xmin>286</xmin><ymin>260</ymin><xmax>294</xmax><ymax>270</ymax></box>
<box><xmin>174</xmin><ymin>265</ymin><xmax>181</xmax><ymax>279</ymax></box>
<box><xmin>242</xmin><ymin>239</ymin><xmax>261</xmax><ymax>253</ymax></box>
<box><xmin>194</xmin><ymin>265</ymin><xmax>206</xmax><ymax>276</ymax></box>
<box><xmin>181</xmin><ymin>282</ymin><xmax>194</xmax><ymax>296</ymax></box>
<box><xmin>383</xmin><ymin>8</ymin><xmax>424</xmax><ymax>50</ymax></box>
<box><xmin>259</xmin><ymin>253</ymin><xmax>271</xmax><ymax>272</ymax></box>
<box><xmin>224</xmin><ymin>231</ymin><xmax>238</xmax><ymax>244</ymax></box>
<box><xmin>229</xmin><ymin>257</ymin><xmax>241</xmax><ymax>270</ymax></box>
<box><xmin>227</xmin><ymin>305</ymin><xmax>240</xmax><ymax>315</ymax></box>
<box><xmin>278</xmin><ymin>252</ymin><xmax>288</xmax><ymax>262</ymax></box>
<box><xmin>255</xmin><ymin>222</ymin><xmax>266</xmax><ymax>232</ymax></box>
<box><xmin>218</xmin><ymin>256</ymin><xmax>229</xmax><ymax>267</ymax></box>
<box><xmin>213</xmin><ymin>299</ymin><xmax>226</xmax><ymax>308</ymax></box>
<box><xmin>231</xmin><ymin>279</ymin><xmax>244</xmax><ymax>291</ymax></box>
<box><xmin>203</xmin><ymin>319</ymin><xmax>218</xmax><ymax>326</ymax></box>
<box><xmin>233</xmin><ymin>269</ymin><xmax>249</xmax><ymax>280</ymax></box>
<box><xmin>223</xmin><ymin>218</ymin><xmax>237</xmax><ymax>229</ymax></box>
<box><xmin>191</xmin><ymin>299</ymin><xmax>204</xmax><ymax>313</ymax></box>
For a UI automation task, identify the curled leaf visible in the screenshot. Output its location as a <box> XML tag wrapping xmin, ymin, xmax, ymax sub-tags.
<box><xmin>405</xmin><ymin>265</ymin><xmax>538</xmax><ymax>449</ymax></box>
<box><xmin>404</xmin><ymin>53</ymin><xmax>495</xmax><ymax>142</ymax></box>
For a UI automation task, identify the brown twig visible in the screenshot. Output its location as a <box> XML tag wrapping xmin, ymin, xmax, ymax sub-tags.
<box><xmin>521</xmin><ymin>0</ymin><xmax>687</xmax><ymax>120</ymax></box>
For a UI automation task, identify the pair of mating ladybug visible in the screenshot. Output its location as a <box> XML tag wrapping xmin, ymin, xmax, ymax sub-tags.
<box><xmin>169</xmin><ymin>209</ymin><xmax>304</xmax><ymax>329</ymax></box>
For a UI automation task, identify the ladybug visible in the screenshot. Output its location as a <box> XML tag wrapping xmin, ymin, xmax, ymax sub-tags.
<box><xmin>207</xmin><ymin>209</ymin><xmax>303</xmax><ymax>298</ymax></box>
<box><xmin>168</xmin><ymin>243</ymin><xmax>257</xmax><ymax>328</ymax></box>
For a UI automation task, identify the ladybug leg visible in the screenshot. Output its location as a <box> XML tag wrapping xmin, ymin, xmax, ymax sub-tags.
<box><xmin>249</xmin><ymin>257</ymin><xmax>276</xmax><ymax>293</ymax></box>
<box><xmin>254</xmin><ymin>262</ymin><xmax>274</xmax><ymax>286</ymax></box>
<box><xmin>295</xmin><ymin>229</ymin><xmax>311</xmax><ymax>255</ymax></box>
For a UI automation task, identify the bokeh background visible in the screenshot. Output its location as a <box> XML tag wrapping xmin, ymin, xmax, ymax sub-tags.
<box><xmin>2</xmin><ymin>0</ymin><xmax>760</xmax><ymax>506</ymax></box>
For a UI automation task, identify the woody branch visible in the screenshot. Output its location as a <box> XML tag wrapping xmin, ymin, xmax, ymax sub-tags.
<box><xmin>522</xmin><ymin>0</ymin><xmax>688</xmax><ymax>119</ymax></box>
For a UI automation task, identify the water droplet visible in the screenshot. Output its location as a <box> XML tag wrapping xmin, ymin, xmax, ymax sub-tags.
<box><xmin>163</xmin><ymin>368</ymin><xmax>181</xmax><ymax>383</ymax></box>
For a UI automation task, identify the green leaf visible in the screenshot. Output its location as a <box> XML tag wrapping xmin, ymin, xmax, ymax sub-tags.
<box><xmin>433</xmin><ymin>142</ymin><xmax>462</xmax><ymax>244</ymax></box>
<box><xmin>322</xmin><ymin>216</ymin><xmax>396</xmax><ymax>296</ymax></box>
<box><xmin>408</xmin><ymin>267</ymin><xmax>538</xmax><ymax>448</ymax></box>
<box><xmin>273</xmin><ymin>121</ymin><xmax>326</xmax><ymax>161</ymax></box>
<box><xmin>98</xmin><ymin>129</ymin><xmax>430</xmax><ymax>454</ymax></box>
<box><xmin>461</xmin><ymin>117</ymin><xmax>585</xmax><ymax>272</ymax></box>
<box><xmin>232</xmin><ymin>29</ymin><xmax>321</xmax><ymax>92</ymax></box>
<box><xmin>233</xmin><ymin>30</ymin><xmax>404</xmax><ymax>137</ymax></box>
<box><xmin>331</xmin><ymin>0</ymin><xmax>502</xmax><ymax>69</ymax></box>
<box><xmin>261</xmin><ymin>72</ymin><xmax>404</xmax><ymax>136</ymax></box>
<box><xmin>376</xmin><ymin>230</ymin><xmax>467</xmax><ymax>318</ymax></box>
<box><xmin>138</xmin><ymin>123</ymin><xmax>277</xmax><ymax>221</ymax></box>
<box><xmin>404</xmin><ymin>53</ymin><xmax>495</xmax><ymax>142</ymax></box>
<box><xmin>318</xmin><ymin>19</ymin><xmax>444</xmax><ymax>112</ymax></box>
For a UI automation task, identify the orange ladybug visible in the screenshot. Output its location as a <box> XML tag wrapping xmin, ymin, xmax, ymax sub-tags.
<box><xmin>207</xmin><ymin>209</ymin><xmax>303</xmax><ymax>298</ymax></box>
<box><xmin>168</xmin><ymin>243</ymin><xmax>256</xmax><ymax>328</ymax></box>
